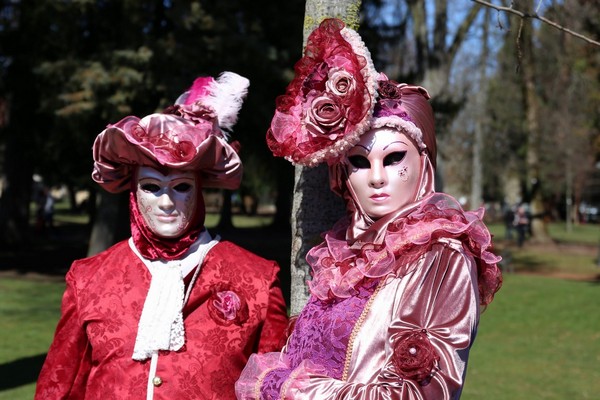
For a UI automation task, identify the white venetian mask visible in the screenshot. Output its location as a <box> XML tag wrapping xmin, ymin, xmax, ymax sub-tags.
<box><xmin>346</xmin><ymin>127</ymin><xmax>422</xmax><ymax>220</ymax></box>
<box><xmin>136</xmin><ymin>166</ymin><xmax>198</xmax><ymax>238</ymax></box>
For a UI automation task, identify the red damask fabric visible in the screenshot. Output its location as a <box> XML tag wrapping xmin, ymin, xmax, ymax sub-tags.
<box><xmin>35</xmin><ymin>240</ymin><xmax>288</xmax><ymax>400</ymax></box>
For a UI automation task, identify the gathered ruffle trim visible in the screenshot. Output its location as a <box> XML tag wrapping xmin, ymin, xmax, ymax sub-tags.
<box><xmin>306</xmin><ymin>193</ymin><xmax>502</xmax><ymax>305</ymax></box>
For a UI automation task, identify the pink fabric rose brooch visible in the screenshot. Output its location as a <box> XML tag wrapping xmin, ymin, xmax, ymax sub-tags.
<box><xmin>207</xmin><ymin>283</ymin><xmax>249</xmax><ymax>326</ymax></box>
<box><xmin>266</xmin><ymin>18</ymin><xmax>378</xmax><ymax>167</ymax></box>
<box><xmin>393</xmin><ymin>329</ymin><xmax>440</xmax><ymax>385</ymax></box>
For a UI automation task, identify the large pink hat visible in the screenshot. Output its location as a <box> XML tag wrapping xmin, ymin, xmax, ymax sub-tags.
<box><xmin>265</xmin><ymin>19</ymin><xmax>436</xmax><ymax>172</ymax></box>
<box><xmin>92</xmin><ymin>72</ymin><xmax>249</xmax><ymax>192</ymax></box>
<box><xmin>266</xmin><ymin>18</ymin><xmax>379</xmax><ymax>167</ymax></box>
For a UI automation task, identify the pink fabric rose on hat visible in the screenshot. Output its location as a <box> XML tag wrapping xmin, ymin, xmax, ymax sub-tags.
<box><xmin>306</xmin><ymin>95</ymin><xmax>346</xmax><ymax>139</ymax></box>
<box><xmin>326</xmin><ymin>68</ymin><xmax>356</xmax><ymax>100</ymax></box>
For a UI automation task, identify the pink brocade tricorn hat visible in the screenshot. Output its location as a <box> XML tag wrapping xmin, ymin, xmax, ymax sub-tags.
<box><xmin>92</xmin><ymin>72</ymin><xmax>249</xmax><ymax>193</ymax></box>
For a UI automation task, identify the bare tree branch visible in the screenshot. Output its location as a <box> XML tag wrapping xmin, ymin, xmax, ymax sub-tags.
<box><xmin>447</xmin><ymin>2</ymin><xmax>482</xmax><ymax>61</ymax></box>
<box><xmin>470</xmin><ymin>0</ymin><xmax>600</xmax><ymax>47</ymax></box>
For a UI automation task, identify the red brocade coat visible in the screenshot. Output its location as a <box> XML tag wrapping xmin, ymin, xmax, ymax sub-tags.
<box><xmin>35</xmin><ymin>240</ymin><xmax>288</xmax><ymax>400</ymax></box>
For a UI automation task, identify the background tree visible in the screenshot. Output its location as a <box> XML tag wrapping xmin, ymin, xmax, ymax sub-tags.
<box><xmin>534</xmin><ymin>0</ymin><xmax>600</xmax><ymax>228</ymax></box>
<box><xmin>0</xmin><ymin>0</ymin><xmax>305</xmax><ymax>253</ymax></box>
<box><xmin>288</xmin><ymin>0</ymin><xmax>362</xmax><ymax>315</ymax></box>
<box><xmin>479</xmin><ymin>0</ymin><xmax>599</xmax><ymax>238</ymax></box>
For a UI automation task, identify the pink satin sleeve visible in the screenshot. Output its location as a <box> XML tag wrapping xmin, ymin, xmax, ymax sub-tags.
<box><xmin>281</xmin><ymin>239</ymin><xmax>480</xmax><ymax>399</ymax></box>
<box><xmin>35</xmin><ymin>270</ymin><xmax>91</xmax><ymax>399</ymax></box>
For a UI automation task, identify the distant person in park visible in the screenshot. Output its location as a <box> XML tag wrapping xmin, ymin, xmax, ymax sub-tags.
<box><xmin>503</xmin><ymin>203</ymin><xmax>515</xmax><ymax>240</ymax></box>
<box><xmin>514</xmin><ymin>204</ymin><xmax>530</xmax><ymax>247</ymax></box>
<box><xmin>35</xmin><ymin>72</ymin><xmax>288</xmax><ymax>399</ymax></box>
<box><xmin>35</xmin><ymin>186</ymin><xmax>55</xmax><ymax>233</ymax></box>
<box><xmin>236</xmin><ymin>19</ymin><xmax>502</xmax><ymax>399</ymax></box>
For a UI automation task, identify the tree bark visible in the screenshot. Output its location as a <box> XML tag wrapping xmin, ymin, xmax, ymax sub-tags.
<box><xmin>217</xmin><ymin>189</ymin><xmax>234</xmax><ymax>231</ymax></box>
<box><xmin>289</xmin><ymin>0</ymin><xmax>362</xmax><ymax>315</ymax></box>
<box><xmin>520</xmin><ymin>6</ymin><xmax>552</xmax><ymax>243</ymax></box>
<box><xmin>87</xmin><ymin>191</ymin><xmax>130</xmax><ymax>257</ymax></box>
<box><xmin>470</xmin><ymin>7</ymin><xmax>489</xmax><ymax>210</ymax></box>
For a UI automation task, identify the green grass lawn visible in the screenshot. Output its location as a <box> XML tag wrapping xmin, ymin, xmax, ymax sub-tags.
<box><xmin>2</xmin><ymin>273</ymin><xmax>598</xmax><ymax>398</ymax></box>
<box><xmin>0</xmin><ymin>277</ymin><xmax>65</xmax><ymax>399</ymax></box>
<box><xmin>462</xmin><ymin>274</ymin><xmax>600</xmax><ymax>400</ymax></box>
<box><xmin>488</xmin><ymin>221</ymin><xmax>600</xmax><ymax>246</ymax></box>
<box><xmin>1</xmin><ymin>217</ymin><xmax>599</xmax><ymax>398</ymax></box>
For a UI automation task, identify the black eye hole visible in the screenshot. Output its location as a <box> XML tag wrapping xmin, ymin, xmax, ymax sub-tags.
<box><xmin>383</xmin><ymin>151</ymin><xmax>406</xmax><ymax>166</ymax></box>
<box><xmin>140</xmin><ymin>183</ymin><xmax>161</xmax><ymax>193</ymax></box>
<box><xmin>348</xmin><ymin>155</ymin><xmax>370</xmax><ymax>169</ymax></box>
<box><xmin>173</xmin><ymin>183</ymin><xmax>193</xmax><ymax>193</ymax></box>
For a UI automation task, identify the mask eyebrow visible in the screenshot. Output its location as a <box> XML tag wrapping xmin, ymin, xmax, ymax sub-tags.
<box><xmin>383</xmin><ymin>140</ymin><xmax>408</xmax><ymax>151</ymax></box>
<box><xmin>348</xmin><ymin>144</ymin><xmax>371</xmax><ymax>156</ymax></box>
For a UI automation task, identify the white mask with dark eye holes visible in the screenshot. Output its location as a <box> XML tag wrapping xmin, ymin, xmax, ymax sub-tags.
<box><xmin>136</xmin><ymin>166</ymin><xmax>197</xmax><ymax>238</ymax></box>
<box><xmin>346</xmin><ymin>127</ymin><xmax>422</xmax><ymax>220</ymax></box>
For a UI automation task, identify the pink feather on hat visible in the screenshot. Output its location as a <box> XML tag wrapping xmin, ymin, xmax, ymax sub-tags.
<box><xmin>176</xmin><ymin>72</ymin><xmax>250</xmax><ymax>135</ymax></box>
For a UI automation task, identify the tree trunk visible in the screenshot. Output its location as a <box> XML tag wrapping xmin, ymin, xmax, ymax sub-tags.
<box><xmin>217</xmin><ymin>189</ymin><xmax>234</xmax><ymax>231</ymax></box>
<box><xmin>87</xmin><ymin>191</ymin><xmax>130</xmax><ymax>256</ymax></box>
<box><xmin>0</xmin><ymin>30</ymin><xmax>42</xmax><ymax>249</ymax></box>
<box><xmin>0</xmin><ymin>135</ymin><xmax>33</xmax><ymax>249</ymax></box>
<box><xmin>520</xmin><ymin>8</ymin><xmax>553</xmax><ymax>243</ymax></box>
<box><xmin>470</xmin><ymin>7</ymin><xmax>489</xmax><ymax>211</ymax></box>
<box><xmin>289</xmin><ymin>0</ymin><xmax>362</xmax><ymax>315</ymax></box>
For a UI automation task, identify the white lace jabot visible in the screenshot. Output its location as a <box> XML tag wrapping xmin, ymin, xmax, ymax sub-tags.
<box><xmin>129</xmin><ymin>230</ymin><xmax>219</xmax><ymax>361</ymax></box>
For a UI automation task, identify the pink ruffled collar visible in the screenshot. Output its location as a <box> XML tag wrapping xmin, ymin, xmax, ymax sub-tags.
<box><xmin>306</xmin><ymin>193</ymin><xmax>502</xmax><ymax>305</ymax></box>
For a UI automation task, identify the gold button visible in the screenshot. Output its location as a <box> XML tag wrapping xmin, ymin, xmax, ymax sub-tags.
<box><xmin>152</xmin><ymin>376</ymin><xmax>163</xmax><ymax>387</ymax></box>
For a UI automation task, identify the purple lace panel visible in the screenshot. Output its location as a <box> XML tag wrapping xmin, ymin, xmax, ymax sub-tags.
<box><xmin>259</xmin><ymin>278</ymin><xmax>379</xmax><ymax>400</ymax></box>
<box><xmin>289</xmin><ymin>278</ymin><xmax>379</xmax><ymax>378</ymax></box>
<box><xmin>260</xmin><ymin>368</ymin><xmax>292</xmax><ymax>399</ymax></box>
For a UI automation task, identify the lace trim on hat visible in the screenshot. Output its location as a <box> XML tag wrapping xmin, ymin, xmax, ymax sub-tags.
<box><xmin>370</xmin><ymin>116</ymin><xmax>426</xmax><ymax>151</ymax></box>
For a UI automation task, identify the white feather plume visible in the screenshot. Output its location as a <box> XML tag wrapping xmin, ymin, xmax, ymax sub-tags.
<box><xmin>205</xmin><ymin>71</ymin><xmax>250</xmax><ymax>131</ymax></box>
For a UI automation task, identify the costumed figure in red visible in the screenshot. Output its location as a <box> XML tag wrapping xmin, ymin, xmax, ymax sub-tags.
<box><xmin>35</xmin><ymin>72</ymin><xmax>289</xmax><ymax>400</ymax></box>
<box><xmin>236</xmin><ymin>19</ymin><xmax>502</xmax><ymax>400</ymax></box>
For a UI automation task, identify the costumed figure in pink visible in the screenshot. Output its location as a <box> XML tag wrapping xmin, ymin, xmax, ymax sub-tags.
<box><xmin>35</xmin><ymin>72</ymin><xmax>289</xmax><ymax>400</ymax></box>
<box><xmin>236</xmin><ymin>19</ymin><xmax>502</xmax><ymax>400</ymax></box>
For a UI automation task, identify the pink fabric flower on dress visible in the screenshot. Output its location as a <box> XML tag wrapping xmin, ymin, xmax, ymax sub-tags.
<box><xmin>207</xmin><ymin>283</ymin><xmax>249</xmax><ymax>326</ymax></box>
<box><xmin>392</xmin><ymin>330</ymin><xmax>440</xmax><ymax>384</ymax></box>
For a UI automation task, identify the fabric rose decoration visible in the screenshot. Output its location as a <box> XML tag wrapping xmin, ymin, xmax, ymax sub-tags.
<box><xmin>373</xmin><ymin>78</ymin><xmax>413</xmax><ymax>121</ymax></box>
<box><xmin>392</xmin><ymin>329</ymin><xmax>440</xmax><ymax>384</ymax></box>
<box><xmin>378</xmin><ymin>79</ymin><xmax>403</xmax><ymax>99</ymax></box>
<box><xmin>122</xmin><ymin>108</ymin><xmax>216</xmax><ymax>165</ymax></box>
<box><xmin>305</xmin><ymin>95</ymin><xmax>346</xmax><ymax>138</ymax></box>
<box><xmin>326</xmin><ymin>68</ymin><xmax>356</xmax><ymax>100</ymax></box>
<box><xmin>173</xmin><ymin>102</ymin><xmax>218</xmax><ymax>127</ymax></box>
<box><xmin>207</xmin><ymin>283</ymin><xmax>249</xmax><ymax>326</ymax></box>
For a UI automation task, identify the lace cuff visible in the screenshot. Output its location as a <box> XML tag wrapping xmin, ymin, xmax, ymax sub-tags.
<box><xmin>235</xmin><ymin>352</ymin><xmax>288</xmax><ymax>399</ymax></box>
<box><xmin>261</xmin><ymin>368</ymin><xmax>291</xmax><ymax>399</ymax></box>
<box><xmin>280</xmin><ymin>359</ymin><xmax>330</xmax><ymax>398</ymax></box>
